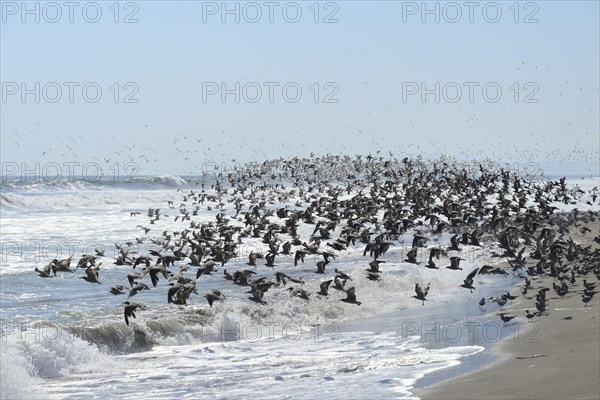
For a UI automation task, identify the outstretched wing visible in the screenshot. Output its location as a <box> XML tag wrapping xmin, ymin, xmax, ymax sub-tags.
<box><xmin>422</xmin><ymin>283</ymin><xmax>430</xmax><ymax>297</ymax></box>
<box><xmin>415</xmin><ymin>283</ymin><xmax>423</xmax><ymax>297</ymax></box>
<box><xmin>466</xmin><ymin>268</ymin><xmax>479</xmax><ymax>280</ymax></box>
<box><xmin>124</xmin><ymin>307</ymin><xmax>130</xmax><ymax>325</ymax></box>
<box><xmin>320</xmin><ymin>280</ymin><xmax>332</xmax><ymax>292</ymax></box>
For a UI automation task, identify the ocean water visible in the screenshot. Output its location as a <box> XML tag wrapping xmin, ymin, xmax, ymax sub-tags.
<box><xmin>1</xmin><ymin>173</ymin><xmax>598</xmax><ymax>399</ymax></box>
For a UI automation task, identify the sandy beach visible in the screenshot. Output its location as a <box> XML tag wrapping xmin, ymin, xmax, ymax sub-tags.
<box><xmin>419</xmin><ymin>218</ymin><xmax>600</xmax><ymax>400</ymax></box>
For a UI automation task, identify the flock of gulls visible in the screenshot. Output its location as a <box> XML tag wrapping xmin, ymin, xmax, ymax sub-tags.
<box><xmin>33</xmin><ymin>155</ymin><xmax>600</xmax><ymax>328</ymax></box>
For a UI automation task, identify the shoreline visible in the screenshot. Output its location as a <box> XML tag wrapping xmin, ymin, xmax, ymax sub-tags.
<box><xmin>417</xmin><ymin>219</ymin><xmax>600</xmax><ymax>400</ymax></box>
<box><xmin>3</xmin><ymin>161</ymin><xmax>598</xmax><ymax>399</ymax></box>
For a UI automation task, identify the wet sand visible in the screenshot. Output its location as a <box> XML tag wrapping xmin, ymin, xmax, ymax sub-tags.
<box><xmin>419</xmin><ymin>219</ymin><xmax>600</xmax><ymax>400</ymax></box>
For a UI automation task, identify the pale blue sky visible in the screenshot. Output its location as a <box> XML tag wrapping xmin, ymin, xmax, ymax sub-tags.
<box><xmin>1</xmin><ymin>1</ymin><xmax>599</xmax><ymax>176</ymax></box>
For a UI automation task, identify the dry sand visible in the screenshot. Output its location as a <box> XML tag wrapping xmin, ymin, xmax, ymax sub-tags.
<box><xmin>419</xmin><ymin>218</ymin><xmax>600</xmax><ymax>400</ymax></box>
